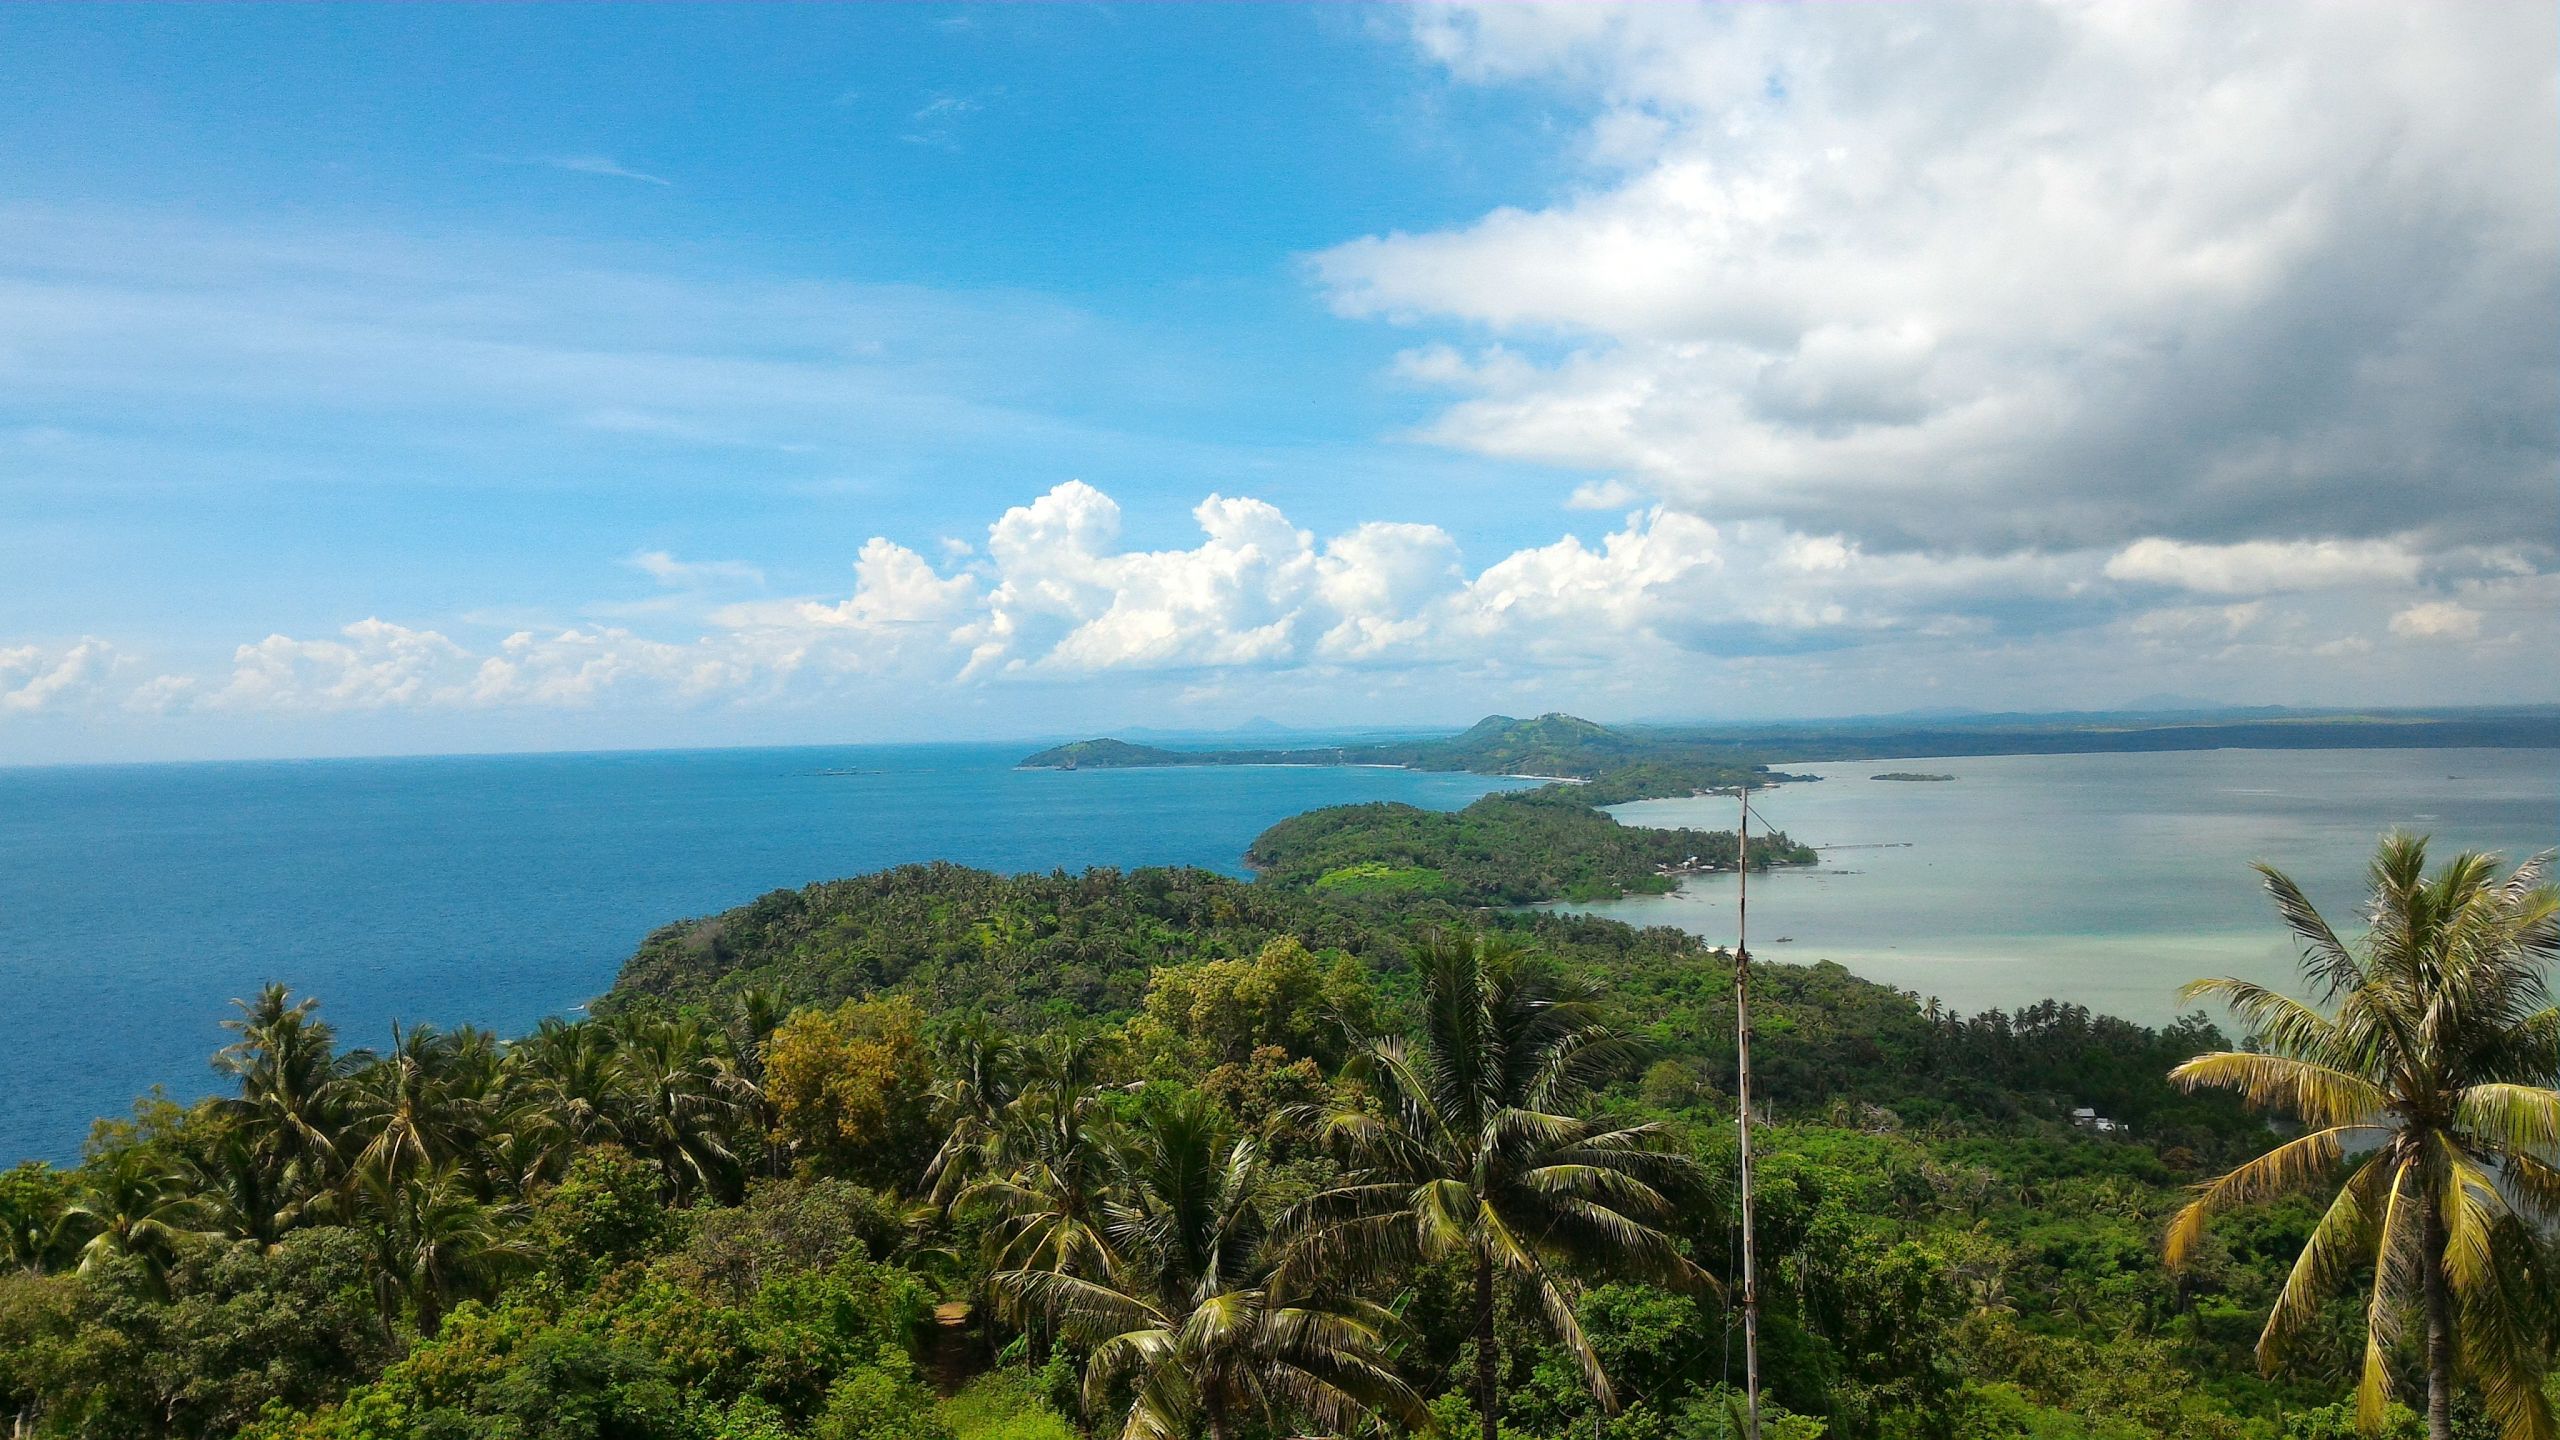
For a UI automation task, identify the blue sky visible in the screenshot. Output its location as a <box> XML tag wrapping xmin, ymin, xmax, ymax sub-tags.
<box><xmin>2</xmin><ymin>4</ymin><xmax>2554</xmax><ymax>761</ymax></box>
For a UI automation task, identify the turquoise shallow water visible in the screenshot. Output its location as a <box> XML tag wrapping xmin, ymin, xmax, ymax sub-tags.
<box><xmin>0</xmin><ymin>744</ymin><xmax>1533</xmax><ymax>1163</ymax></box>
<box><xmin>1567</xmin><ymin>747</ymin><xmax>2559</xmax><ymax>1027</ymax></box>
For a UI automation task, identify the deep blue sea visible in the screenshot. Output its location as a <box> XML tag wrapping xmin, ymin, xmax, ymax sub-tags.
<box><xmin>5</xmin><ymin>742</ymin><xmax>2554</xmax><ymax>1165</ymax></box>
<box><xmin>0</xmin><ymin>744</ymin><xmax>1532</xmax><ymax>1164</ymax></box>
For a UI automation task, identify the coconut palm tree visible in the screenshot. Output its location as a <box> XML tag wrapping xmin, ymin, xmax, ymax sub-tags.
<box><xmin>1287</xmin><ymin>931</ymin><xmax>1707</xmax><ymax>1440</ymax></box>
<box><xmin>954</xmin><ymin>1032</ymin><xmax>1124</xmax><ymax>1277</ymax></box>
<box><xmin>355</xmin><ymin>1159</ymin><xmax>529</xmax><ymax>1334</ymax></box>
<box><xmin>996</xmin><ymin>1092</ymin><xmax>1427</xmax><ymax>1440</ymax></box>
<box><xmin>2166</xmin><ymin>834</ymin><xmax>2560</xmax><ymax>1440</ymax></box>
<box><xmin>61</xmin><ymin>1145</ymin><xmax>210</xmax><ymax>1295</ymax></box>
<box><xmin>608</xmin><ymin>1013</ymin><xmax>748</xmax><ymax>1204</ymax></box>
<box><xmin>213</xmin><ymin>984</ymin><xmax>355</xmax><ymax>1217</ymax></box>
<box><xmin>520</xmin><ymin>1017</ymin><xmax>627</xmax><ymax>1133</ymax></box>
<box><xmin>344</xmin><ymin>1023</ymin><xmax>488</xmax><ymax>1191</ymax></box>
<box><xmin>925</xmin><ymin>1018</ymin><xmax>1028</xmax><ymax>1203</ymax></box>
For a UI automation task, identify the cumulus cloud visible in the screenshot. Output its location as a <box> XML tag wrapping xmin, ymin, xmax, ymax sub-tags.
<box><xmin>1320</xmin><ymin>2</ymin><xmax>2558</xmax><ymax>560</ymax></box>
<box><xmin>0</xmin><ymin>639</ymin><xmax>114</xmax><ymax>714</ymax></box>
<box><xmin>12</xmin><ymin>478</ymin><xmax>2559</xmax><ymax>734</ymax></box>
<box><xmin>2389</xmin><ymin>602</ymin><xmax>2483</xmax><ymax>642</ymax></box>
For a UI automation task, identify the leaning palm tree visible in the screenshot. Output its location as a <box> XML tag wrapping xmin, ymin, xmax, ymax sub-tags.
<box><xmin>1287</xmin><ymin>932</ymin><xmax>1707</xmax><ymax>1440</ymax></box>
<box><xmin>996</xmin><ymin>1092</ymin><xmax>1427</xmax><ymax>1440</ymax></box>
<box><xmin>2166</xmin><ymin>834</ymin><xmax>2560</xmax><ymax>1440</ymax></box>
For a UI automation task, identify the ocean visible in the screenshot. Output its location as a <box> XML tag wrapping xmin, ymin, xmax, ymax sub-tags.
<box><xmin>2</xmin><ymin>742</ymin><xmax>2552</xmax><ymax>1164</ymax></box>
<box><xmin>1565</xmin><ymin>747</ymin><xmax>2559</xmax><ymax>1027</ymax></box>
<box><xmin>0</xmin><ymin>744</ymin><xmax>1532</xmax><ymax>1164</ymax></box>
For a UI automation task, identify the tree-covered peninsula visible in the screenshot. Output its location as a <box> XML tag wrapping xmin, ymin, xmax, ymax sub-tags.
<box><xmin>1244</xmin><ymin>786</ymin><xmax>1815</xmax><ymax>904</ymax></box>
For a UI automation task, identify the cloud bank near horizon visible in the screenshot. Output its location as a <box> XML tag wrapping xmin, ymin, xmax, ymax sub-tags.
<box><xmin>7</xmin><ymin>479</ymin><xmax>2551</xmax><ymax>741</ymax></box>
<box><xmin>1</xmin><ymin>0</ymin><xmax>2553</xmax><ymax>757</ymax></box>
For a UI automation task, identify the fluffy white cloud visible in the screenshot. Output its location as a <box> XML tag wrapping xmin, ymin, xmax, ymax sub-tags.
<box><xmin>2389</xmin><ymin>602</ymin><xmax>2484</xmax><ymax>642</ymax></box>
<box><xmin>1320</xmin><ymin>2</ymin><xmax>2557</xmax><ymax>559</ymax></box>
<box><xmin>16</xmin><ymin>479</ymin><xmax>2556</xmax><ymax>736</ymax></box>
<box><xmin>208</xmin><ymin>620</ymin><xmax>478</xmax><ymax>712</ymax></box>
<box><xmin>0</xmin><ymin>639</ymin><xmax>113</xmax><ymax>714</ymax></box>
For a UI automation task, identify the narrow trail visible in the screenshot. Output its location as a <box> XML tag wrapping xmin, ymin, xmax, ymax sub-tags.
<box><xmin>927</xmin><ymin>1300</ymin><xmax>986</xmax><ymax>1395</ymax></box>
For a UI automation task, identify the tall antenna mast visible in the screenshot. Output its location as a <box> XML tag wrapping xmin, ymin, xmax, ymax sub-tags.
<box><xmin>1734</xmin><ymin>785</ymin><xmax>1763</xmax><ymax>1440</ymax></box>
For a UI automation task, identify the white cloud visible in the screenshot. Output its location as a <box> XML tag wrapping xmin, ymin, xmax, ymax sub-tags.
<box><xmin>209</xmin><ymin>620</ymin><xmax>478</xmax><ymax>712</ymax></box>
<box><xmin>0</xmin><ymin>639</ymin><xmax>113</xmax><ymax>714</ymax></box>
<box><xmin>2103</xmin><ymin>537</ymin><xmax>2423</xmax><ymax>595</ymax></box>
<box><xmin>1564</xmin><ymin>478</ymin><xmax>1643</xmax><ymax>511</ymax></box>
<box><xmin>2389</xmin><ymin>601</ymin><xmax>2483</xmax><ymax>642</ymax></box>
<box><xmin>1319</xmin><ymin>2</ymin><xmax>2558</xmax><ymax>557</ymax></box>
<box><xmin>627</xmin><ymin>550</ymin><xmax>767</xmax><ymax>588</ymax></box>
<box><xmin>533</xmin><ymin>154</ymin><xmax>672</xmax><ymax>187</ymax></box>
<box><xmin>16</xmin><ymin>482</ymin><xmax>2557</xmax><ymax>734</ymax></box>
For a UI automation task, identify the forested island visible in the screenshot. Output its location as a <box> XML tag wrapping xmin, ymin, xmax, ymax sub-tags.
<box><xmin>6</xmin><ymin>778</ymin><xmax>2557</xmax><ymax>1437</ymax></box>
<box><xmin>1022</xmin><ymin>713</ymin><xmax>1789</xmax><ymax>806</ymax></box>
<box><xmin>1244</xmin><ymin>787</ymin><xmax>1815</xmax><ymax>904</ymax></box>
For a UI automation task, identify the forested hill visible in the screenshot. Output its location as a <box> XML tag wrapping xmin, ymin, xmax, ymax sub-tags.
<box><xmin>603</xmin><ymin>861</ymin><xmax>2244</xmax><ymax>1147</ymax></box>
<box><xmin>1020</xmin><ymin>712</ymin><xmax>1783</xmax><ymax>803</ymax></box>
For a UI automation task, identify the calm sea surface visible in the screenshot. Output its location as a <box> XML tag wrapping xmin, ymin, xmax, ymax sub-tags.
<box><xmin>1568</xmin><ymin>748</ymin><xmax>2558</xmax><ymax>1028</ymax></box>
<box><xmin>4</xmin><ymin>744</ymin><xmax>2553</xmax><ymax>1163</ymax></box>
<box><xmin>0</xmin><ymin>744</ymin><xmax>1532</xmax><ymax>1163</ymax></box>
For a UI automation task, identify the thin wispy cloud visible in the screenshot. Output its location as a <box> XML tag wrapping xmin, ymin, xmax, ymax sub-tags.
<box><xmin>626</xmin><ymin>550</ymin><xmax>766</xmax><ymax>589</ymax></box>
<box><xmin>493</xmin><ymin>153</ymin><xmax>674</xmax><ymax>186</ymax></box>
<box><xmin>901</xmin><ymin>91</ymin><xmax>990</xmax><ymax>147</ymax></box>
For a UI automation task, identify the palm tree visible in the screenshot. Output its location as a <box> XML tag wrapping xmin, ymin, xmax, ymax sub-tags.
<box><xmin>925</xmin><ymin>1018</ymin><xmax>1028</xmax><ymax>1203</ymax></box>
<box><xmin>958</xmin><ymin>1033</ymin><xmax>1125</xmax><ymax>1281</ymax></box>
<box><xmin>996</xmin><ymin>1092</ymin><xmax>1427</xmax><ymax>1440</ymax></box>
<box><xmin>608</xmin><ymin>1013</ymin><xmax>748</xmax><ymax>1204</ymax></box>
<box><xmin>511</xmin><ymin>1016</ymin><xmax>628</xmax><ymax>1148</ymax></box>
<box><xmin>2165</xmin><ymin>835</ymin><xmax>2560</xmax><ymax>1440</ymax></box>
<box><xmin>728</xmin><ymin>988</ymin><xmax>790</xmax><ymax>1177</ymax></box>
<box><xmin>1288</xmin><ymin>932</ymin><xmax>1707</xmax><ymax>1440</ymax></box>
<box><xmin>344</xmin><ymin>1023</ymin><xmax>487</xmax><ymax>1190</ymax></box>
<box><xmin>355</xmin><ymin>1160</ymin><xmax>529</xmax><ymax>1334</ymax></box>
<box><xmin>61</xmin><ymin>1145</ymin><xmax>210</xmax><ymax>1295</ymax></box>
<box><xmin>190</xmin><ymin>1126</ymin><xmax>299</xmax><ymax>1250</ymax></box>
<box><xmin>213</xmin><ymin>984</ymin><xmax>355</xmax><ymax>1219</ymax></box>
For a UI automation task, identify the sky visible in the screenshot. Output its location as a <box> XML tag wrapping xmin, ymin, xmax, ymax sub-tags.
<box><xmin>1</xmin><ymin>2</ymin><xmax>2553</xmax><ymax>763</ymax></box>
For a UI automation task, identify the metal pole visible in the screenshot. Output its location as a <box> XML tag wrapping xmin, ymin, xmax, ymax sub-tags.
<box><xmin>1734</xmin><ymin>786</ymin><xmax>1762</xmax><ymax>1440</ymax></box>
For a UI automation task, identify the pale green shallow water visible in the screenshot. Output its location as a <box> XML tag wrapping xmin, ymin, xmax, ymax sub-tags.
<box><xmin>1565</xmin><ymin>748</ymin><xmax>2560</xmax><ymax>1026</ymax></box>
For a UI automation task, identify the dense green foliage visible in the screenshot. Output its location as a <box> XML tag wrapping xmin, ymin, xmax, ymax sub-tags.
<box><xmin>1246</xmin><ymin>787</ymin><xmax>1816</xmax><ymax>904</ymax></box>
<box><xmin>9</xmin><ymin>830</ymin><xmax>2556</xmax><ymax>1440</ymax></box>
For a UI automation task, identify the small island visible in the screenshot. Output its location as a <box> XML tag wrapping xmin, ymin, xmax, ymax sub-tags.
<box><xmin>1872</xmin><ymin>771</ymin><xmax>1958</xmax><ymax>782</ymax></box>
